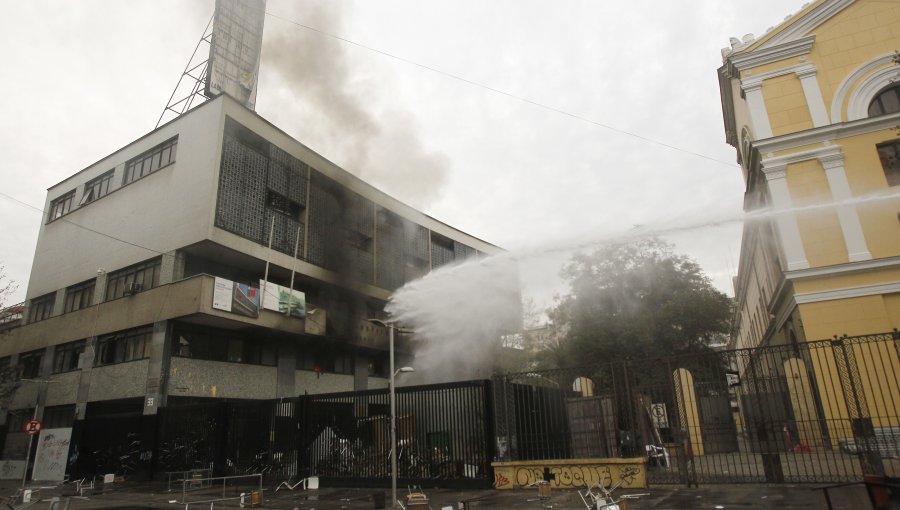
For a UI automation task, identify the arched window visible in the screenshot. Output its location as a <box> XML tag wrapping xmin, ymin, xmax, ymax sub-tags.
<box><xmin>868</xmin><ymin>83</ymin><xmax>900</xmax><ymax>117</ymax></box>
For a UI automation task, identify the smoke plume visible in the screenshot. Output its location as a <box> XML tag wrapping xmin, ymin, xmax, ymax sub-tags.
<box><xmin>262</xmin><ymin>3</ymin><xmax>449</xmax><ymax>209</ymax></box>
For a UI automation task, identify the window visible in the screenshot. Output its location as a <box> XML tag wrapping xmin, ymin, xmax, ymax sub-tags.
<box><xmin>80</xmin><ymin>170</ymin><xmax>114</xmax><ymax>205</ymax></box>
<box><xmin>64</xmin><ymin>279</ymin><xmax>95</xmax><ymax>313</ymax></box>
<box><xmin>42</xmin><ymin>405</ymin><xmax>75</xmax><ymax>428</ymax></box>
<box><xmin>868</xmin><ymin>84</ymin><xmax>900</xmax><ymax>117</ymax></box>
<box><xmin>105</xmin><ymin>258</ymin><xmax>161</xmax><ymax>300</ymax></box>
<box><xmin>28</xmin><ymin>293</ymin><xmax>55</xmax><ymax>323</ymax></box>
<box><xmin>123</xmin><ymin>137</ymin><xmax>178</xmax><ymax>185</ymax></box>
<box><xmin>52</xmin><ymin>340</ymin><xmax>85</xmax><ymax>373</ymax></box>
<box><xmin>95</xmin><ymin>326</ymin><xmax>152</xmax><ymax>366</ymax></box>
<box><xmin>7</xmin><ymin>409</ymin><xmax>35</xmax><ymax>434</ymax></box>
<box><xmin>171</xmin><ymin>323</ymin><xmax>277</xmax><ymax>366</ymax></box>
<box><xmin>48</xmin><ymin>190</ymin><xmax>75</xmax><ymax>222</ymax></box>
<box><xmin>266</xmin><ymin>190</ymin><xmax>302</xmax><ymax>219</ymax></box>
<box><xmin>18</xmin><ymin>349</ymin><xmax>44</xmax><ymax>379</ymax></box>
<box><xmin>876</xmin><ymin>140</ymin><xmax>900</xmax><ymax>187</ymax></box>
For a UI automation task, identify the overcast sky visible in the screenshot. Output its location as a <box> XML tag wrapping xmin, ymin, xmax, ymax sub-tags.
<box><xmin>0</xmin><ymin>1</ymin><xmax>810</xmax><ymax>309</ymax></box>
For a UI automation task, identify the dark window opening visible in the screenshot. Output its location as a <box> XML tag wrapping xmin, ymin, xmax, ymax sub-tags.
<box><xmin>52</xmin><ymin>340</ymin><xmax>85</xmax><ymax>374</ymax></box>
<box><xmin>171</xmin><ymin>323</ymin><xmax>277</xmax><ymax>366</ymax></box>
<box><xmin>64</xmin><ymin>279</ymin><xmax>95</xmax><ymax>313</ymax></box>
<box><xmin>18</xmin><ymin>349</ymin><xmax>44</xmax><ymax>379</ymax></box>
<box><xmin>876</xmin><ymin>139</ymin><xmax>900</xmax><ymax>187</ymax></box>
<box><xmin>95</xmin><ymin>326</ymin><xmax>153</xmax><ymax>366</ymax></box>
<box><xmin>80</xmin><ymin>170</ymin><xmax>114</xmax><ymax>205</ymax></box>
<box><xmin>123</xmin><ymin>137</ymin><xmax>178</xmax><ymax>185</ymax></box>
<box><xmin>868</xmin><ymin>84</ymin><xmax>900</xmax><ymax>117</ymax></box>
<box><xmin>48</xmin><ymin>190</ymin><xmax>75</xmax><ymax>223</ymax></box>
<box><xmin>28</xmin><ymin>293</ymin><xmax>55</xmax><ymax>323</ymax></box>
<box><xmin>266</xmin><ymin>190</ymin><xmax>302</xmax><ymax>219</ymax></box>
<box><xmin>105</xmin><ymin>257</ymin><xmax>161</xmax><ymax>301</ymax></box>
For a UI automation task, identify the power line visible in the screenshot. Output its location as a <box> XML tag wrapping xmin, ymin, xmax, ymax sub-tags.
<box><xmin>264</xmin><ymin>11</ymin><xmax>737</xmax><ymax>168</ymax></box>
<box><xmin>0</xmin><ymin>191</ymin><xmax>167</xmax><ymax>258</ymax></box>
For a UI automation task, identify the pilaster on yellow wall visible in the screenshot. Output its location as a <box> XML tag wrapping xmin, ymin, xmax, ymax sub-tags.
<box><xmin>785</xmin><ymin>159</ymin><xmax>849</xmax><ymax>267</ymax></box>
<box><xmin>763</xmin><ymin>74</ymin><xmax>814</xmax><ymax>136</ymax></box>
<box><xmin>674</xmin><ymin>368</ymin><xmax>704</xmax><ymax>457</ymax></box>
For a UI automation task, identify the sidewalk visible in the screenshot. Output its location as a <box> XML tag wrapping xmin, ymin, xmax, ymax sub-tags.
<box><xmin>0</xmin><ymin>479</ymin><xmax>875</xmax><ymax>509</ymax></box>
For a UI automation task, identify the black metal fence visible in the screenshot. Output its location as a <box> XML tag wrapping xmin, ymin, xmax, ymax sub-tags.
<box><xmin>297</xmin><ymin>379</ymin><xmax>494</xmax><ymax>489</ymax></box>
<box><xmin>493</xmin><ymin>331</ymin><xmax>900</xmax><ymax>484</ymax></box>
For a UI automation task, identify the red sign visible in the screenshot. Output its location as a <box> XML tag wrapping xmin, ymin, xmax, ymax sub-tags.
<box><xmin>23</xmin><ymin>419</ymin><xmax>41</xmax><ymax>435</ymax></box>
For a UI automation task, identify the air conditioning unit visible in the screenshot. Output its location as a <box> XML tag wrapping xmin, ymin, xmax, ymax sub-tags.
<box><xmin>124</xmin><ymin>282</ymin><xmax>143</xmax><ymax>295</ymax></box>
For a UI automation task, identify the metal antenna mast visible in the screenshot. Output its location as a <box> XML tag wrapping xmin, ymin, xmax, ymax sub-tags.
<box><xmin>155</xmin><ymin>15</ymin><xmax>214</xmax><ymax>129</ymax></box>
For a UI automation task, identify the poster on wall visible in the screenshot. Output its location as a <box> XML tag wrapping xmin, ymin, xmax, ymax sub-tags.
<box><xmin>260</xmin><ymin>280</ymin><xmax>306</xmax><ymax>318</ymax></box>
<box><xmin>213</xmin><ymin>277</ymin><xmax>260</xmax><ymax>318</ymax></box>
<box><xmin>31</xmin><ymin>427</ymin><xmax>71</xmax><ymax>481</ymax></box>
<box><xmin>0</xmin><ymin>460</ymin><xmax>24</xmax><ymax>480</ymax></box>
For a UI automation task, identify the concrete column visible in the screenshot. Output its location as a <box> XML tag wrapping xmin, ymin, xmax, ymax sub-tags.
<box><xmin>158</xmin><ymin>250</ymin><xmax>185</xmax><ymax>285</ymax></box>
<box><xmin>764</xmin><ymin>166</ymin><xmax>809</xmax><ymax>271</ymax></box>
<box><xmin>143</xmin><ymin>320</ymin><xmax>171</xmax><ymax>415</ymax></box>
<box><xmin>819</xmin><ymin>150</ymin><xmax>872</xmax><ymax>262</ymax></box>
<box><xmin>741</xmin><ymin>79</ymin><xmax>774</xmax><ymax>139</ymax></box>
<box><xmin>51</xmin><ymin>289</ymin><xmax>66</xmax><ymax>317</ymax></box>
<box><xmin>276</xmin><ymin>340</ymin><xmax>296</xmax><ymax>398</ymax></box>
<box><xmin>93</xmin><ymin>271</ymin><xmax>108</xmax><ymax>305</ymax></box>
<box><xmin>796</xmin><ymin>65</ymin><xmax>830</xmax><ymax>128</ymax></box>
<box><xmin>74</xmin><ymin>337</ymin><xmax>97</xmax><ymax>421</ymax></box>
<box><xmin>353</xmin><ymin>354</ymin><xmax>368</xmax><ymax>391</ymax></box>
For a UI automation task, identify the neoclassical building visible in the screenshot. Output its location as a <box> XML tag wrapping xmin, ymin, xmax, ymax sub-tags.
<box><xmin>719</xmin><ymin>0</ymin><xmax>900</xmax><ymax>350</ymax></box>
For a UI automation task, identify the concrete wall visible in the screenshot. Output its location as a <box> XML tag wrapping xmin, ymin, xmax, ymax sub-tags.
<box><xmin>26</xmin><ymin>99</ymin><xmax>225</xmax><ymax>301</ymax></box>
<box><xmin>88</xmin><ymin>360</ymin><xmax>150</xmax><ymax>402</ymax></box>
<box><xmin>295</xmin><ymin>370</ymin><xmax>354</xmax><ymax>395</ymax></box>
<box><xmin>168</xmin><ymin>357</ymin><xmax>276</xmax><ymax>400</ymax></box>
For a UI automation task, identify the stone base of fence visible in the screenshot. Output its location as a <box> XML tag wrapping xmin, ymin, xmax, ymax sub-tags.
<box><xmin>491</xmin><ymin>457</ymin><xmax>647</xmax><ymax>490</ymax></box>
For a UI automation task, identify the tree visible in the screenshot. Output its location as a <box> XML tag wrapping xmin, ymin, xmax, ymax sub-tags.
<box><xmin>0</xmin><ymin>265</ymin><xmax>19</xmax><ymax>406</ymax></box>
<box><xmin>546</xmin><ymin>238</ymin><xmax>731</xmax><ymax>368</ymax></box>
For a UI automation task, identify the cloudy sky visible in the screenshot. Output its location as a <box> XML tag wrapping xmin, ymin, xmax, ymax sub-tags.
<box><xmin>0</xmin><ymin>0</ymin><xmax>810</xmax><ymax>309</ymax></box>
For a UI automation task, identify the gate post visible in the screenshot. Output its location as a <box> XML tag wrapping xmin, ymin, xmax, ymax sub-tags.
<box><xmin>832</xmin><ymin>337</ymin><xmax>885</xmax><ymax>478</ymax></box>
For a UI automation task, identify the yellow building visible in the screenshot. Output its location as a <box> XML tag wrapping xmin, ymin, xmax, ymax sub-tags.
<box><xmin>720</xmin><ymin>0</ymin><xmax>900</xmax><ymax>349</ymax></box>
<box><xmin>719</xmin><ymin>0</ymin><xmax>900</xmax><ymax>460</ymax></box>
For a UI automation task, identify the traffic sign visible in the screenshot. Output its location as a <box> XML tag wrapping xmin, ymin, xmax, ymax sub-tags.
<box><xmin>23</xmin><ymin>419</ymin><xmax>41</xmax><ymax>435</ymax></box>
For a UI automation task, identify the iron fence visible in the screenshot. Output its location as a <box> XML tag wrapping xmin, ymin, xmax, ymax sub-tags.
<box><xmin>493</xmin><ymin>331</ymin><xmax>900</xmax><ymax>484</ymax></box>
<box><xmin>296</xmin><ymin>379</ymin><xmax>494</xmax><ymax>489</ymax></box>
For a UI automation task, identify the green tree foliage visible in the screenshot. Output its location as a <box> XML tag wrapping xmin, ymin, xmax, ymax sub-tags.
<box><xmin>547</xmin><ymin>238</ymin><xmax>731</xmax><ymax>368</ymax></box>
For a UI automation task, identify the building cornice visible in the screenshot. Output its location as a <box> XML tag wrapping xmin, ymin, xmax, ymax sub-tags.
<box><xmin>752</xmin><ymin>0</ymin><xmax>853</xmax><ymax>50</ymax></box>
<box><xmin>754</xmin><ymin>112</ymin><xmax>900</xmax><ymax>154</ymax></box>
<box><xmin>786</xmin><ymin>256</ymin><xmax>900</xmax><ymax>281</ymax></box>
<box><xmin>761</xmin><ymin>144</ymin><xmax>842</xmax><ymax>175</ymax></box>
<box><xmin>730</xmin><ymin>35</ymin><xmax>816</xmax><ymax>74</ymax></box>
<box><xmin>795</xmin><ymin>281</ymin><xmax>900</xmax><ymax>304</ymax></box>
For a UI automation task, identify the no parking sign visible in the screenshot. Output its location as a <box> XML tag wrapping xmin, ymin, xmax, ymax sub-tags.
<box><xmin>23</xmin><ymin>419</ymin><xmax>41</xmax><ymax>435</ymax></box>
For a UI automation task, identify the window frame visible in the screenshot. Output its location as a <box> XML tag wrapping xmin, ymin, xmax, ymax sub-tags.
<box><xmin>52</xmin><ymin>340</ymin><xmax>86</xmax><ymax>374</ymax></box>
<box><xmin>28</xmin><ymin>293</ymin><xmax>55</xmax><ymax>323</ymax></box>
<box><xmin>95</xmin><ymin>326</ymin><xmax>153</xmax><ymax>366</ymax></box>
<box><xmin>64</xmin><ymin>279</ymin><xmax>95</xmax><ymax>313</ymax></box>
<box><xmin>122</xmin><ymin>136</ymin><xmax>178</xmax><ymax>185</ymax></box>
<box><xmin>868</xmin><ymin>84</ymin><xmax>900</xmax><ymax>118</ymax></box>
<box><xmin>80</xmin><ymin>169</ymin><xmax>114</xmax><ymax>205</ymax></box>
<box><xmin>876</xmin><ymin>139</ymin><xmax>900</xmax><ymax>187</ymax></box>
<box><xmin>47</xmin><ymin>190</ymin><xmax>75</xmax><ymax>223</ymax></box>
<box><xmin>105</xmin><ymin>258</ymin><xmax>162</xmax><ymax>301</ymax></box>
<box><xmin>18</xmin><ymin>349</ymin><xmax>44</xmax><ymax>379</ymax></box>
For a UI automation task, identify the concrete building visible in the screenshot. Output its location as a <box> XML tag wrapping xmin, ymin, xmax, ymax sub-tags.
<box><xmin>0</xmin><ymin>93</ymin><xmax>500</xmax><ymax>477</ymax></box>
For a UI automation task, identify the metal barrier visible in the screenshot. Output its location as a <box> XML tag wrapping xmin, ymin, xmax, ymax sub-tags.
<box><xmin>166</xmin><ymin>467</ymin><xmax>213</xmax><ymax>492</ymax></box>
<box><xmin>492</xmin><ymin>331</ymin><xmax>900</xmax><ymax>484</ymax></box>
<box><xmin>179</xmin><ymin>474</ymin><xmax>262</xmax><ymax>505</ymax></box>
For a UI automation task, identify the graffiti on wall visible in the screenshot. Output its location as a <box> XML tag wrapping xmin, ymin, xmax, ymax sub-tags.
<box><xmin>492</xmin><ymin>460</ymin><xmax>645</xmax><ymax>490</ymax></box>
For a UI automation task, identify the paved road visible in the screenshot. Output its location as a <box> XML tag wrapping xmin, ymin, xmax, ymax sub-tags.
<box><xmin>0</xmin><ymin>480</ymin><xmax>880</xmax><ymax>509</ymax></box>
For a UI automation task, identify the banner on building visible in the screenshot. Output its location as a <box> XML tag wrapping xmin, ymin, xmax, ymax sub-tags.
<box><xmin>31</xmin><ymin>427</ymin><xmax>71</xmax><ymax>481</ymax></box>
<box><xmin>260</xmin><ymin>280</ymin><xmax>306</xmax><ymax>318</ymax></box>
<box><xmin>213</xmin><ymin>277</ymin><xmax>260</xmax><ymax>318</ymax></box>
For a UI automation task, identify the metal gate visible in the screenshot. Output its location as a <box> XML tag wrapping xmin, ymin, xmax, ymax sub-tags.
<box><xmin>297</xmin><ymin>379</ymin><xmax>495</xmax><ymax>489</ymax></box>
<box><xmin>492</xmin><ymin>331</ymin><xmax>900</xmax><ymax>484</ymax></box>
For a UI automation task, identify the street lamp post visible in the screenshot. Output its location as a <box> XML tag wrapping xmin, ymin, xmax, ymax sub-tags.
<box><xmin>367</xmin><ymin>319</ymin><xmax>414</xmax><ymax>509</ymax></box>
